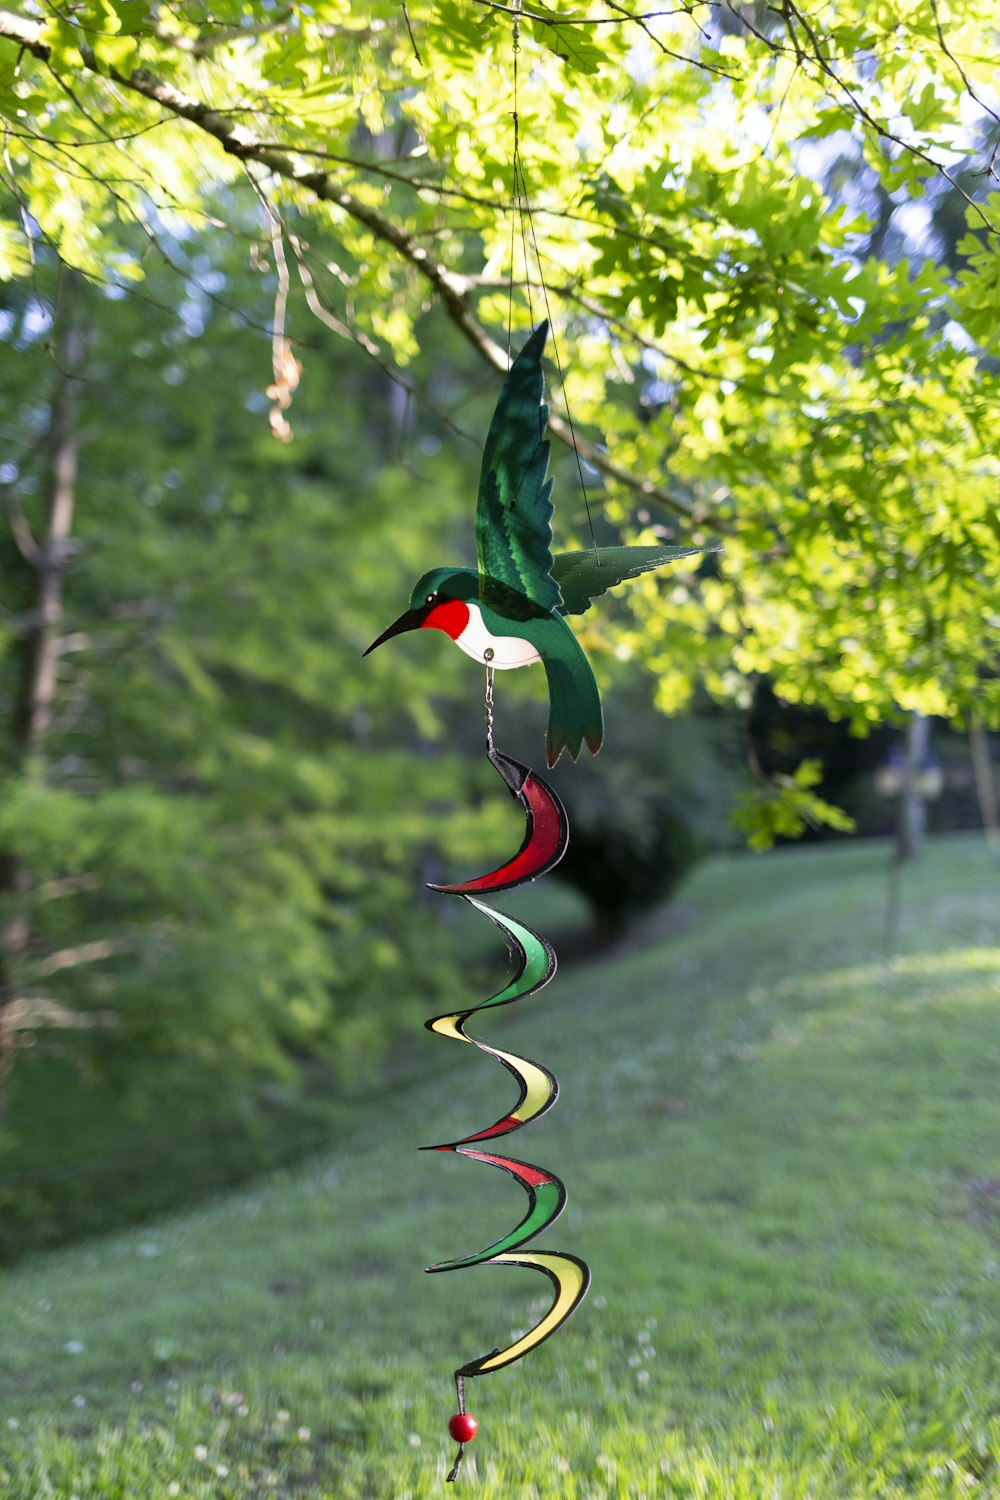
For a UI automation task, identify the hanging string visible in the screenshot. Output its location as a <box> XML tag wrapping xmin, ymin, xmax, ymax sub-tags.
<box><xmin>512</xmin><ymin>149</ymin><xmax>537</xmax><ymax>333</ymax></box>
<box><xmin>506</xmin><ymin>12</ymin><xmax>601</xmax><ymax>565</ymax></box>
<box><xmin>514</xmin><ymin>148</ymin><xmax>600</xmax><ymax>564</ymax></box>
<box><xmin>506</xmin><ymin>17</ymin><xmax>520</xmax><ymax>362</ymax></box>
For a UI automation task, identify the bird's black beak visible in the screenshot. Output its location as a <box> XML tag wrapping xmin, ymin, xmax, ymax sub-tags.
<box><xmin>363</xmin><ymin>605</ymin><xmax>431</xmax><ymax>656</ymax></box>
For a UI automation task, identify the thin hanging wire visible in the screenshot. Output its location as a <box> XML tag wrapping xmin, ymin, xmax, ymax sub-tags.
<box><xmin>514</xmin><ymin>147</ymin><xmax>600</xmax><ymax>565</ymax></box>
<box><xmin>506</xmin><ymin>14</ymin><xmax>601</xmax><ymax>566</ymax></box>
<box><xmin>506</xmin><ymin>17</ymin><xmax>520</xmax><ymax>362</ymax></box>
<box><xmin>508</xmin><ymin>16</ymin><xmax>537</xmax><ymax>348</ymax></box>
<box><xmin>513</xmin><ymin>150</ymin><xmax>536</xmax><ymax>331</ymax></box>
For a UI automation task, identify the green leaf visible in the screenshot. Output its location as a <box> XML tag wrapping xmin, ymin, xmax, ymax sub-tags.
<box><xmin>91</xmin><ymin>32</ymin><xmax>142</xmax><ymax>70</ymax></box>
<box><xmin>528</xmin><ymin>3</ymin><xmax>603</xmax><ymax>74</ymax></box>
<box><xmin>108</xmin><ymin>0</ymin><xmax>153</xmax><ymax>34</ymax></box>
<box><xmin>732</xmin><ymin>762</ymin><xmax>856</xmax><ymax>852</ymax></box>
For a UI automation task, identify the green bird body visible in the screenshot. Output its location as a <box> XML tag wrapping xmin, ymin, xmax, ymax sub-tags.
<box><xmin>366</xmin><ymin>322</ymin><xmax>706</xmax><ymax>767</ymax></box>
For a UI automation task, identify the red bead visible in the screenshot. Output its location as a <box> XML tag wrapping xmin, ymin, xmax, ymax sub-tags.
<box><xmin>448</xmin><ymin>1412</ymin><xmax>478</xmax><ymax>1444</ymax></box>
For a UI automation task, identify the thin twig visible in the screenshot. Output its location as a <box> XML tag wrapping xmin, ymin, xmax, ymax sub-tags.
<box><xmin>12</xmin><ymin>130</ymin><xmax>282</xmax><ymax>337</ymax></box>
<box><xmin>400</xmin><ymin>0</ymin><xmax>423</xmax><ymax>63</ymax></box>
<box><xmin>470</xmin><ymin>0</ymin><xmax>710</xmax><ymax>25</ymax></box>
<box><xmin>243</xmin><ymin>170</ymin><xmax>481</xmax><ymax>447</ymax></box>
<box><xmin>929</xmin><ymin>0</ymin><xmax>1000</xmax><ymax>182</ymax></box>
<box><xmin>1</xmin><ymin>491</ymin><xmax>43</xmax><ymax>566</ymax></box>
<box><xmin>778</xmin><ymin>0</ymin><xmax>996</xmax><ymax>230</ymax></box>
<box><xmin>601</xmin><ymin>0</ymin><xmax>734</xmax><ymax>75</ymax></box>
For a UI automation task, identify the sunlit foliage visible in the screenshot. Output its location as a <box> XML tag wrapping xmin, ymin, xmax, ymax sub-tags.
<box><xmin>1</xmin><ymin>0</ymin><xmax>998</xmax><ymax>724</ymax></box>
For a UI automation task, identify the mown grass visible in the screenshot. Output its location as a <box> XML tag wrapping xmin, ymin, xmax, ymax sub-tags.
<box><xmin>1</xmin><ymin>834</ymin><xmax>999</xmax><ymax>1497</ymax></box>
<box><xmin>0</xmin><ymin>883</ymin><xmax>590</xmax><ymax>1265</ymax></box>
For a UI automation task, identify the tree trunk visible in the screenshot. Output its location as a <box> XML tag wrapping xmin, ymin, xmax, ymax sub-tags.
<box><xmin>0</xmin><ymin>270</ymin><xmax>85</xmax><ymax>1120</ymax></box>
<box><xmin>895</xmin><ymin>711</ymin><xmax>930</xmax><ymax>862</ymax></box>
<box><xmin>968</xmin><ymin>714</ymin><xmax>1000</xmax><ymax>857</ymax></box>
<box><xmin>884</xmin><ymin>712</ymin><xmax>930</xmax><ymax>965</ymax></box>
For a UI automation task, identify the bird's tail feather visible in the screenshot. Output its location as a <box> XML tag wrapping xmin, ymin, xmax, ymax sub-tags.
<box><xmin>542</xmin><ymin>650</ymin><xmax>604</xmax><ymax>768</ymax></box>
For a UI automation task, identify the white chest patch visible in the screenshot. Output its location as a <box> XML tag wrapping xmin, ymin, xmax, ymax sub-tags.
<box><xmin>455</xmin><ymin>603</ymin><xmax>541</xmax><ymax>670</ymax></box>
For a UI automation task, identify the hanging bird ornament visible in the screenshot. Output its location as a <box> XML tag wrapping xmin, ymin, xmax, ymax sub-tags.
<box><xmin>366</xmin><ymin>322</ymin><xmax>709</xmax><ymax>1481</ymax></box>
<box><xmin>365</xmin><ymin>321</ymin><xmax>704</xmax><ymax>766</ymax></box>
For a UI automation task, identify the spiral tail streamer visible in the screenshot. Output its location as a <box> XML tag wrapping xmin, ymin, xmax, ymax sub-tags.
<box><xmin>425</xmin><ymin>749</ymin><xmax>590</xmax><ymax>1479</ymax></box>
<box><xmin>428</xmin><ymin>748</ymin><xmax>568</xmax><ymax>895</ymax></box>
<box><xmin>456</xmin><ymin>1251</ymin><xmax>592</xmax><ymax>1376</ymax></box>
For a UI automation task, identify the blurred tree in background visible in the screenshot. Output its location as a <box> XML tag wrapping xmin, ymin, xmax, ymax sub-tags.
<box><xmin>0</xmin><ymin>240</ymin><xmax>519</xmax><ymax>1249</ymax></box>
<box><xmin>0</xmin><ymin>0</ymin><xmax>998</xmax><ymax>1250</ymax></box>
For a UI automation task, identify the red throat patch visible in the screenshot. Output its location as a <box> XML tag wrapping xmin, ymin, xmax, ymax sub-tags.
<box><xmin>422</xmin><ymin>599</ymin><xmax>470</xmax><ymax>641</ymax></box>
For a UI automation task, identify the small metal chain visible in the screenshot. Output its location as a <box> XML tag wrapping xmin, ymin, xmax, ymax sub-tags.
<box><xmin>484</xmin><ymin>660</ymin><xmax>495</xmax><ymax>754</ymax></box>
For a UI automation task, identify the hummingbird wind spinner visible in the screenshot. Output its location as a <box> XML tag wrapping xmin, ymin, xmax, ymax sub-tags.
<box><xmin>366</xmin><ymin>321</ymin><xmax>701</xmax><ymax>1479</ymax></box>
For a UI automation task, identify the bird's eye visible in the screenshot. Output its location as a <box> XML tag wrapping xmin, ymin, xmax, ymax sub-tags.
<box><xmin>426</xmin><ymin>592</ymin><xmax>438</xmax><ymax>604</ymax></box>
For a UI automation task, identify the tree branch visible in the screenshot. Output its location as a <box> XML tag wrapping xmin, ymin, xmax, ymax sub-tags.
<box><xmin>33</xmin><ymin>938</ymin><xmax>127</xmax><ymax>977</ymax></box>
<box><xmin>2</xmin><ymin>996</ymin><xmax>118</xmax><ymax>1030</ymax></box>
<box><xmin>38</xmin><ymin>873</ymin><xmax>100</xmax><ymax>900</ymax></box>
<box><xmin>0</xmin><ymin>5</ymin><xmax>702</xmax><ymax>523</ymax></box>
<box><xmin>1</xmin><ymin>490</ymin><xmax>42</xmax><ymax>566</ymax></box>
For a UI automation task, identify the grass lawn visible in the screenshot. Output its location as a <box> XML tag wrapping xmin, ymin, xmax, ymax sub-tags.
<box><xmin>2</xmin><ymin>834</ymin><xmax>999</xmax><ymax>1497</ymax></box>
<box><xmin>0</xmin><ymin>879</ymin><xmax>591</xmax><ymax>1268</ymax></box>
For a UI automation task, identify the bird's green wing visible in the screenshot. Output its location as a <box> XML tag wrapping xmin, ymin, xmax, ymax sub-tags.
<box><xmin>476</xmin><ymin>321</ymin><xmax>563</xmax><ymax>620</ymax></box>
<box><xmin>552</xmin><ymin>545</ymin><xmax>711</xmax><ymax>616</ymax></box>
